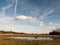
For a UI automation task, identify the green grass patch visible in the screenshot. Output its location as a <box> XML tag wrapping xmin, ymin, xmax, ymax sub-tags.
<box><xmin>0</xmin><ymin>38</ymin><xmax>60</xmax><ymax>45</ymax></box>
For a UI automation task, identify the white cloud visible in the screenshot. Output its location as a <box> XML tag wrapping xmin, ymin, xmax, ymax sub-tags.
<box><xmin>15</xmin><ymin>15</ymin><xmax>36</xmax><ymax>22</ymax></box>
<box><xmin>39</xmin><ymin>21</ymin><xmax>45</xmax><ymax>27</ymax></box>
<box><xmin>39</xmin><ymin>22</ymin><xmax>56</xmax><ymax>33</ymax></box>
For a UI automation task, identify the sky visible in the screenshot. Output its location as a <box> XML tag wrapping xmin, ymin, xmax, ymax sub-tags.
<box><xmin>0</xmin><ymin>0</ymin><xmax>60</xmax><ymax>34</ymax></box>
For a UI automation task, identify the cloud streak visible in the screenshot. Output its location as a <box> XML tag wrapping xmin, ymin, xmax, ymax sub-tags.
<box><xmin>40</xmin><ymin>9</ymin><xmax>54</xmax><ymax>21</ymax></box>
<box><xmin>2</xmin><ymin>4</ymin><xmax>13</xmax><ymax>11</ymax></box>
<box><xmin>39</xmin><ymin>0</ymin><xmax>60</xmax><ymax>21</ymax></box>
<box><xmin>14</xmin><ymin>0</ymin><xmax>18</xmax><ymax>17</ymax></box>
<box><xmin>1</xmin><ymin>4</ymin><xmax>13</xmax><ymax>17</ymax></box>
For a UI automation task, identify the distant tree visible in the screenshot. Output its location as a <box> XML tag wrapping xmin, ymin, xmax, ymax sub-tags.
<box><xmin>49</xmin><ymin>29</ymin><xmax>60</xmax><ymax>35</ymax></box>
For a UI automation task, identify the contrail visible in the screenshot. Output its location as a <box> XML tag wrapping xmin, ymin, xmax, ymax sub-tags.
<box><xmin>1</xmin><ymin>4</ymin><xmax>13</xmax><ymax>17</ymax></box>
<box><xmin>2</xmin><ymin>4</ymin><xmax>13</xmax><ymax>11</ymax></box>
<box><xmin>39</xmin><ymin>0</ymin><xmax>60</xmax><ymax>21</ymax></box>
<box><xmin>14</xmin><ymin>0</ymin><xmax>18</xmax><ymax>17</ymax></box>
<box><xmin>40</xmin><ymin>9</ymin><xmax>54</xmax><ymax>21</ymax></box>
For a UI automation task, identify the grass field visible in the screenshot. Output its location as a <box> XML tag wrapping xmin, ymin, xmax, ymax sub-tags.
<box><xmin>0</xmin><ymin>38</ymin><xmax>60</xmax><ymax>45</ymax></box>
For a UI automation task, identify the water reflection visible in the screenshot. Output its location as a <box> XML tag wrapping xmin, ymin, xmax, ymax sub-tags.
<box><xmin>4</xmin><ymin>37</ymin><xmax>53</xmax><ymax>40</ymax></box>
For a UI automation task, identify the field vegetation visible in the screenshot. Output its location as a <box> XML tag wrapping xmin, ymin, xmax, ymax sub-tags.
<box><xmin>0</xmin><ymin>38</ymin><xmax>60</xmax><ymax>45</ymax></box>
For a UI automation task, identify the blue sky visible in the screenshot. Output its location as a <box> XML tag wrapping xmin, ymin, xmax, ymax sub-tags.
<box><xmin>0</xmin><ymin>0</ymin><xmax>60</xmax><ymax>34</ymax></box>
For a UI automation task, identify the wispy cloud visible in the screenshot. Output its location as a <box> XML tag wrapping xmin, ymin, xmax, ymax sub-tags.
<box><xmin>39</xmin><ymin>0</ymin><xmax>60</xmax><ymax>21</ymax></box>
<box><xmin>1</xmin><ymin>4</ymin><xmax>13</xmax><ymax>17</ymax></box>
<box><xmin>2</xmin><ymin>4</ymin><xmax>13</xmax><ymax>11</ymax></box>
<box><xmin>0</xmin><ymin>4</ymin><xmax>14</xmax><ymax>23</ymax></box>
<box><xmin>40</xmin><ymin>9</ymin><xmax>54</xmax><ymax>21</ymax></box>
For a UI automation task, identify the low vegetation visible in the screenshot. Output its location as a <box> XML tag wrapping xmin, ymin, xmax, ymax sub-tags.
<box><xmin>0</xmin><ymin>38</ymin><xmax>60</xmax><ymax>45</ymax></box>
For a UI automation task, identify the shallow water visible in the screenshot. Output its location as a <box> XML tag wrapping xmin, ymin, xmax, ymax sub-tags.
<box><xmin>4</xmin><ymin>37</ymin><xmax>53</xmax><ymax>40</ymax></box>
